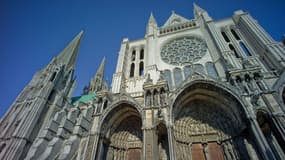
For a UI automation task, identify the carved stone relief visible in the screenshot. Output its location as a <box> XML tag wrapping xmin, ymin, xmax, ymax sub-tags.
<box><xmin>173</xmin><ymin>100</ymin><xmax>246</xmax><ymax>160</ymax></box>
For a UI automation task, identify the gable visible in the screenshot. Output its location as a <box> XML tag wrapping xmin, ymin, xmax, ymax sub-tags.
<box><xmin>163</xmin><ymin>12</ymin><xmax>190</xmax><ymax>27</ymax></box>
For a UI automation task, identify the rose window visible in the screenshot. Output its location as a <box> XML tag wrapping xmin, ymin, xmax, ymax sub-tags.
<box><xmin>161</xmin><ymin>37</ymin><xmax>207</xmax><ymax>66</ymax></box>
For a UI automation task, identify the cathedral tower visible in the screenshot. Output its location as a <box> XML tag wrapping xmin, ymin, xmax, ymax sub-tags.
<box><xmin>0</xmin><ymin>31</ymin><xmax>83</xmax><ymax>160</ymax></box>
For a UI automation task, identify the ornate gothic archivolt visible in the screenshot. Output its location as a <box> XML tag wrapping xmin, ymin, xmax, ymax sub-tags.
<box><xmin>98</xmin><ymin>104</ymin><xmax>143</xmax><ymax>160</ymax></box>
<box><xmin>105</xmin><ymin>116</ymin><xmax>142</xmax><ymax>160</ymax></box>
<box><xmin>171</xmin><ymin>82</ymin><xmax>257</xmax><ymax>160</ymax></box>
<box><xmin>161</xmin><ymin>37</ymin><xmax>207</xmax><ymax>66</ymax></box>
<box><xmin>174</xmin><ymin>101</ymin><xmax>239</xmax><ymax>143</ymax></box>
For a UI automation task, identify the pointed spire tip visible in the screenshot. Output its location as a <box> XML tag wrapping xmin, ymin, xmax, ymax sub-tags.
<box><xmin>193</xmin><ymin>2</ymin><xmax>205</xmax><ymax>13</ymax></box>
<box><xmin>55</xmin><ymin>30</ymin><xmax>83</xmax><ymax>69</ymax></box>
<box><xmin>77</xmin><ymin>30</ymin><xmax>84</xmax><ymax>38</ymax></box>
<box><xmin>148</xmin><ymin>11</ymin><xmax>157</xmax><ymax>24</ymax></box>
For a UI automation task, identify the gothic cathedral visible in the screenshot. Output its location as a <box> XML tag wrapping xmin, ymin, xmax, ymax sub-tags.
<box><xmin>1</xmin><ymin>4</ymin><xmax>285</xmax><ymax>160</ymax></box>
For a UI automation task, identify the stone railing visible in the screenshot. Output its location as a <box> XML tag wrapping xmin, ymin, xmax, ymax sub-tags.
<box><xmin>159</xmin><ymin>20</ymin><xmax>198</xmax><ymax>35</ymax></box>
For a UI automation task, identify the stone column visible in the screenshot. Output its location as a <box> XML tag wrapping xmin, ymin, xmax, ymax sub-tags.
<box><xmin>143</xmin><ymin>109</ymin><xmax>157</xmax><ymax>160</ymax></box>
<box><xmin>167</xmin><ymin>125</ymin><xmax>175</xmax><ymax>160</ymax></box>
<box><xmin>135</xmin><ymin>47</ymin><xmax>140</xmax><ymax>77</ymax></box>
<box><xmin>143</xmin><ymin>127</ymin><xmax>157</xmax><ymax>160</ymax></box>
<box><xmin>94</xmin><ymin>134</ymin><xmax>103</xmax><ymax>159</ymax></box>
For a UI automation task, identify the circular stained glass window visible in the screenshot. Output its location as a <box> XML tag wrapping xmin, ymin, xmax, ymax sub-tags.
<box><xmin>161</xmin><ymin>37</ymin><xmax>207</xmax><ymax>66</ymax></box>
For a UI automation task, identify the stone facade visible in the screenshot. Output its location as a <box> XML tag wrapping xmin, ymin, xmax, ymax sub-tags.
<box><xmin>1</xmin><ymin>4</ymin><xmax>285</xmax><ymax>160</ymax></box>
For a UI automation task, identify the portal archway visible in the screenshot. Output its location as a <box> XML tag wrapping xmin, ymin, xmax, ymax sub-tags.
<box><xmin>98</xmin><ymin>103</ymin><xmax>143</xmax><ymax>160</ymax></box>
<box><xmin>171</xmin><ymin>81</ymin><xmax>258</xmax><ymax>160</ymax></box>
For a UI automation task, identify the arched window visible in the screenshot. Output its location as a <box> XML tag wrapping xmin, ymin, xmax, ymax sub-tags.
<box><xmin>239</xmin><ymin>42</ymin><xmax>252</xmax><ymax>56</ymax></box>
<box><xmin>130</xmin><ymin>63</ymin><xmax>135</xmax><ymax>77</ymax></box>
<box><xmin>163</xmin><ymin>70</ymin><xmax>173</xmax><ymax>90</ymax></box>
<box><xmin>48</xmin><ymin>89</ymin><xmax>56</xmax><ymax>101</ymax></box>
<box><xmin>103</xmin><ymin>100</ymin><xmax>108</xmax><ymax>109</ymax></box>
<box><xmin>140</xmin><ymin>49</ymin><xmax>144</xmax><ymax>59</ymax></box>
<box><xmin>231</xmin><ymin>29</ymin><xmax>240</xmax><ymax>40</ymax></box>
<box><xmin>50</xmin><ymin>72</ymin><xmax>56</xmax><ymax>82</ymax></box>
<box><xmin>131</xmin><ymin>50</ymin><xmax>136</xmax><ymax>61</ymax></box>
<box><xmin>194</xmin><ymin>64</ymin><xmax>205</xmax><ymax>74</ymax></box>
<box><xmin>173</xmin><ymin>68</ymin><xmax>183</xmax><ymax>87</ymax></box>
<box><xmin>160</xmin><ymin>88</ymin><xmax>166</xmax><ymax>106</ymax></box>
<box><xmin>153</xmin><ymin>89</ymin><xmax>159</xmax><ymax>106</ymax></box>
<box><xmin>139</xmin><ymin>62</ymin><xmax>144</xmax><ymax>76</ymax></box>
<box><xmin>183</xmin><ymin>65</ymin><xmax>192</xmax><ymax>79</ymax></box>
<box><xmin>229</xmin><ymin>44</ymin><xmax>240</xmax><ymax>58</ymax></box>
<box><xmin>96</xmin><ymin>98</ymin><xmax>103</xmax><ymax>113</ymax></box>
<box><xmin>206</xmin><ymin>62</ymin><xmax>218</xmax><ymax>78</ymax></box>
<box><xmin>145</xmin><ymin>90</ymin><xmax>152</xmax><ymax>107</ymax></box>
<box><xmin>221</xmin><ymin>31</ymin><xmax>230</xmax><ymax>42</ymax></box>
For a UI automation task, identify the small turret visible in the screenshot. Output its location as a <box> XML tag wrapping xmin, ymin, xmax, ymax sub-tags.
<box><xmin>146</xmin><ymin>12</ymin><xmax>158</xmax><ymax>36</ymax></box>
<box><xmin>193</xmin><ymin>3</ymin><xmax>212</xmax><ymax>21</ymax></box>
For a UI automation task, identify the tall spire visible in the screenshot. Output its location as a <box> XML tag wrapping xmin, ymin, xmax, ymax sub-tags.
<box><xmin>56</xmin><ymin>31</ymin><xmax>83</xmax><ymax>69</ymax></box>
<box><xmin>95</xmin><ymin>56</ymin><xmax>106</xmax><ymax>77</ymax></box>
<box><xmin>87</xmin><ymin>57</ymin><xmax>106</xmax><ymax>94</ymax></box>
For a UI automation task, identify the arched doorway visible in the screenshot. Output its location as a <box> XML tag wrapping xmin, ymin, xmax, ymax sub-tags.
<box><xmin>99</xmin><ymin>103</ymin><xmax>143</xmax><ymax>160</ymax></box>
<box><xmin>171</xmin><ymin>81</ymin><xmax>259</xmax><ymax>160</ymax></box>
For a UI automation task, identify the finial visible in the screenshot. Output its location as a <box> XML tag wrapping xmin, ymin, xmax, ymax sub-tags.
<box><xmin>148</xmin><ymin>12</ymin><xmax>157</xmax><ymax>24</ymax></box>
<box><xmin>193</xmin><ymin>2</ymin><xmax>206</xmax><ymax>14</ymax></box>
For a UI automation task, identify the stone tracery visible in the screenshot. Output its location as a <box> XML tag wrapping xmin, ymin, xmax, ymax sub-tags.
<box><xmin>161</xmin><ymin>37</ymin><xmax>207</xmax><ymax>66</ymax></box>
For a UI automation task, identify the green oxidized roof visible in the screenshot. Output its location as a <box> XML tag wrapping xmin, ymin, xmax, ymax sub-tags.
<box><xmin>72</xmin><ymin>93</ymin><xmax>96</xmax><ymax>105</ymax></box>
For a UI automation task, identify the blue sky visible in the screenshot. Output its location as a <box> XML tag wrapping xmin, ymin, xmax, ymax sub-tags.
<box><xmin>0</xmin><ymin>0</ymin><xmax>284</xmax><ymax>117</ymax></box>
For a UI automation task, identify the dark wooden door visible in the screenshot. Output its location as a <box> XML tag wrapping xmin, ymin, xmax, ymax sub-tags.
<box><xmin>128</xmin><ymin>148</ymin><xmax>141</xmax><ymax>160</ymax></box>
<box><xmin>208</xmin><ymin>142</ymin><xmax>224</xmax><ymax>160</ymax></box>
<box><xmin>192</xmin><ymin>144</ymin><xmax>206</xmax><ymax>160</ymax></box>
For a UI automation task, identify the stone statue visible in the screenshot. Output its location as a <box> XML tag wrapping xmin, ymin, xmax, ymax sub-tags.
<box><xmin>146</xmin><ymin>92</ymin><xmax>152</xmax><ymax>107</ymax></box>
